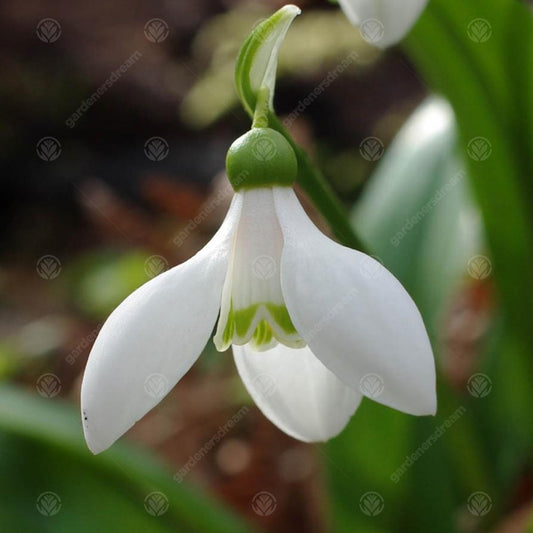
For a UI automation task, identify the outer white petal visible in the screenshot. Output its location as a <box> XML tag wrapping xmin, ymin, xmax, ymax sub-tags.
<box><xmin>273</xmin><ymin>187</ymin><xmax>436</xmax><ymax>416</ymax></box>
<box><xmin>338</xmin><ymin>0</ymin><xmax>428</xmax><ymax>48</ymax></box>
<box><xmin>233</xmin><ymin>343</ymin><xmax>362</xmax><ymax>442</ymax></box>
<box><xmin>81</xmin><ymin>195</ymin><xmax>242</xmax><ymax>454</ymax></box>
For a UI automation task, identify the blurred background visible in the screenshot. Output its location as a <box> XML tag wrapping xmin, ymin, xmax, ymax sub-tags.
<box><xmin>1</xmin><ymin>0</ymin><xmax>532</xmax><ymax>531</ymax></box>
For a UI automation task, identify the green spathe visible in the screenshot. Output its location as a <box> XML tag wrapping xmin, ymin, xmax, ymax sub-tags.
<box><xmin>226</xmin><ymin>128</ymin><xmax>297</xmax><ymax>191</ymax></box>
<box><xmin>234</xmin><ymin>5</ymin><xmax>300</xmax><ymax>116</ymax></box>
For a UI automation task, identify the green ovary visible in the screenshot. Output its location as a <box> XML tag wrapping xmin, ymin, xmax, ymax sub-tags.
<box><xmin>218</xmin><ymin>301</ymin><xmax>304</xmax><ymax>351</ymax></box>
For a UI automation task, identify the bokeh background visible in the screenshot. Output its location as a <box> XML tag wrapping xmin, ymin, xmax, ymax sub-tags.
<box><xmin>1</xmin><ymin>0</ymin><xmax>532</xmax><ymax>531</ymax></box>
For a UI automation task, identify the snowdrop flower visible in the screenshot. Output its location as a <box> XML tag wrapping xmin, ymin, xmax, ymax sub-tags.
<box><xmin>81</xmin><ymin>126</ymin><xmax>436</xmax><ymax>454</ymax></box>
<box><xmin>338</xmin><ymin>0</ymin><xmax>429</xmax><ymax>48</ymax></box>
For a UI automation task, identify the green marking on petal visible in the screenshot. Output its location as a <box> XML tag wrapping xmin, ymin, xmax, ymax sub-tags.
<box><xmin>252</xmin><ymin>320</ymin><xmax>273</xmax><ymax>348</ymax></box>
<box><xmin>222</xmin><ymin>307</ymin><xmax>234</xmax><ymax>346</ymax></box>
<box><xmin>265</xmin><ymin>303</ymin><xmax>298</xmax><ymax>335</ymax></box>
<box><xmin>214</xmin><ymin>300</ymin><xmax>301</xmax><ymax>352</ymax></box>
<box><xmin>233</xmin><ymin>305</ymin><xmax>258</xmax><ymax>338</ymax></box>
<box><xmin>232</xmin><ymin>302</ymin><xmax>298</xmax><ymax>337</ymax></box>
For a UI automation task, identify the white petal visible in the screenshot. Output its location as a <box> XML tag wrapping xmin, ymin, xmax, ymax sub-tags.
<box><xmin>214</xmin><ymin>188</ymin><xmax>304</xmax><ymax>352</ymax></box>
<box><xmin>338</xmin><ymin>0</ymin><xmax>428</xmax><ymax>48</ymax></box>
<box><xmin>81</xmin><ymin>195</ymin><xmax>243</xmax><ymax>454</ymax></box>
<box><xmin>233</xmin><ymin>343</ymin><xmax>362</xmax><ymax>442</ymax></box>
<box><xmin>273</xmin><ymin>187</ymin><xmax>436</xmax><ymax>416</ymax></box>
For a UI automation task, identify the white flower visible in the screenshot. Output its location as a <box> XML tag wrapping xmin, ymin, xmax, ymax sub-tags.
<box><xmin>81</xmin><ymin>184</ymin><xmax>436</xmax><ymax>454</ymax></box>
<box><xmin>338</xmin><ymin>0</ymin><xmax>429</xmax><ymax>48</ymax></box>
<box><xmin>81</xmin><ymin>4</ymin><xmax>437</xmax><ymax>454</ymax></box>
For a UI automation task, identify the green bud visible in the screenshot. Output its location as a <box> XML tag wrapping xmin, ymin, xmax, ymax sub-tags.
<box><xmin>226</xmin><ymin>128</ymin><xmax>297</xmax><ymax>191</ymax></box>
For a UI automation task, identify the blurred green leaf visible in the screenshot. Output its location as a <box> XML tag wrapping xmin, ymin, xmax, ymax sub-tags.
<box><xmin>405</xmin><ymin>0</ymin><xmax>533</xmax><ymax>366</ymax></box>
<box><xmin>66</xmin><ymin>250</ymin><xmax>152</xmax><ymax>320</ymax></box>
<box><xmin>325</xmin><ymin>401</ymin><xmax>412</xmax><ymax>533</ymax></box>
<box><xmin>0</xmin><ymin>384</ymin><xmax>252</xmax><ymax>533</ymax></box>
<box><xmin>403</xmin><ymin>3</ymin><xmax>533</xmax><ymax>526</ymax></box>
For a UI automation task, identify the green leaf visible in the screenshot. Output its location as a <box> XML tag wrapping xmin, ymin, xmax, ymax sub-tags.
<box><xmin>404</xmin><ymin>7</ymin><xmax>533</xmax><ymax>517</ymax></box>
<box><xmin>0</xmin><ymin>384</ymin><xmax>252</xmax><ymax>533</ymax></box>
<box><xmin>326</xmin><ymin>402</ymin><xmax>413</xmax><ymax>533</ymax></box>
<box><xmin>404</xmin><ymin>0</ymin><xmax>533</xmax><ymax>361</ymax></box>
<box><xmin>66</xmin><ymin>250</ymin><xmax>154</xmax><ymax>320</ymax></box>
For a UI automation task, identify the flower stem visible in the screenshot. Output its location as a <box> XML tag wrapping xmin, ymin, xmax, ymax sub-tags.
<box><xmin>268</xmin><ymin>113</ymin><xmax>369</xmax><ymax>252</ymax></box>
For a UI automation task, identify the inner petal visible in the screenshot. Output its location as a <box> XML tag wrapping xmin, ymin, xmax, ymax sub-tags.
<box><xmin>214</xmin><ymin>187</ymin><xmax>305</xmax><ymax>352</ymax></box>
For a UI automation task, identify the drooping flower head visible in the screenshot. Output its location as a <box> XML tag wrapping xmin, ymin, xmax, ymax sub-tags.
<box><xmin>81</xmin><ymin>5</ymin><xmax>436</xmax><ymax>454</ymax></box>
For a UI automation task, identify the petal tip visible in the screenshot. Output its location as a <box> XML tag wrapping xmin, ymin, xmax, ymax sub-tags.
<box><xmin>82</xmin><ymin>415</ymin><xmax>126</xmax><ymax>454</ymax></box>
<box><xmin>414</xmin><ymin>388</ymin><xmax>437</xmax><ymax>417</ymax></box>
<box><xmin>81</xmin><ymin>397</ymin><xmax>123</xmax><ymax>455</ymax></box>
<box><xmin>282</xmin><ymin>5</ymin><xmax>302</xmax><ymax>17</ymax></box>
<box><xmin>87</xmin><ymin>441</ymin><xmax>106</xmax><ymax>456</ymax></box>
<box><xmin>82</xmin><ymin>427</ymin><xmax>110</xmax><ymax>455</ymax></box>
<box><xmin>81</xmin><ymin>414</ymin><xmax>113</xmax><ymax>455</ymax></box>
